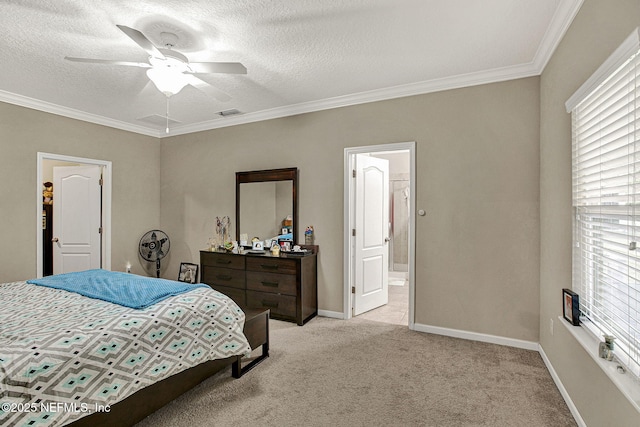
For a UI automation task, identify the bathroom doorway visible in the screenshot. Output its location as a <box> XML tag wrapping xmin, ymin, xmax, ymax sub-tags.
<box><xmin>344</xmin><ymin>142</ymin><xmax>415</xmax><ymax>329</ymax></box>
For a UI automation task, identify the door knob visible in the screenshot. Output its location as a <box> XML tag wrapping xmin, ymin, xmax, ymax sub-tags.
<box><xmin>52</xmin><ymin>237</ymin><xmax>59</xmax><ymax>243</ymax></box>
<box><xmin>384</xmin><ymin>237</ymin><xmax>390</xmax><ymax>243</ymax></box>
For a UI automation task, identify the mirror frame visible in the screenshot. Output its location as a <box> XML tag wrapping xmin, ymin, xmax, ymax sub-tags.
<box><xmin>236</xmin><ymin>167</ymin><xmax>298</xmax><ymax>244</ymax></box>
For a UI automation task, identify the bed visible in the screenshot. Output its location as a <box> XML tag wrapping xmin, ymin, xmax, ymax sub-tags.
<box><xmin>0</xmin><ymin>270</ymin><xmax>252</xmax><ymax>427</ymax></box>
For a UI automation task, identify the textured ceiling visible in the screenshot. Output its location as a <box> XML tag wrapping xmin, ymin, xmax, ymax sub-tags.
<box><xmin>0</xmin><ymin>0</ymin><xmax>583</xmax><ymax>137</ymax></box>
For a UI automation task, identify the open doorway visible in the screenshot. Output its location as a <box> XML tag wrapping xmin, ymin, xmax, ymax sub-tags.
<box><xmin>36</xmin><ymin>153</ymin><xmax>112</xmax><ymax>278</ymax></box>
<box><xmin>344</xmin><ymin>142</ymin><xmax>416</xmax><ymax>329</ymax></box>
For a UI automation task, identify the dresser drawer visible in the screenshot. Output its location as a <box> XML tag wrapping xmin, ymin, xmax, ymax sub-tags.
<box><xmin>246</xmin><ymin>257</ymin><xmax>297</xmax><ymax>275</ymax></box>
<box><xmin>246</xmin><ymin>290</ymin><xmax>296</xmax><ymax>319</ymax></box>
<box><xmin>206</xmin><ymin>284</ymin><xmax>246</xmax><ymax>307</ymax></box>
<box><xmin>201</xmin><ymin>251</ymin><xmax>246</xmax><ymax>270</ymax></box>
<box><xmin>201</xmin><ymin>266</ymin><xmax>245</xmax><ymax>289</ymax></box>
<box><xmin>246</xmin><ymin>271</ymin><xmax>297</xmax><ymax>295</ymax></box>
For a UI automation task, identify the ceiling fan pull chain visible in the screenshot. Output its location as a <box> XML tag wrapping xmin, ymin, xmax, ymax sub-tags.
<box><xmin>165</xmin><ymin>96</ymin><xmax>170</xmax><ymax>134</ymax></box>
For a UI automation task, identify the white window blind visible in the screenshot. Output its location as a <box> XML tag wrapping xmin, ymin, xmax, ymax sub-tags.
<box><xmin>571</xmin><ymin>38</ymin><xmax>640</xmax><ymax>376</ymax></box>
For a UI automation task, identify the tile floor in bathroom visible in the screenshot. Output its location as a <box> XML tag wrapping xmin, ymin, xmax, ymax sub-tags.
<box><xmin>357</xmin><ymin>279</ymin><xmax>409</xmax><ymax>325</ymax></box>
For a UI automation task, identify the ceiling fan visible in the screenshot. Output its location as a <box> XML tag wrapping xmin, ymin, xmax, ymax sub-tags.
<box><xmin>65</xmin><ymin>24</ymin><xmax>246</xmax><ymax>100</ymax></box>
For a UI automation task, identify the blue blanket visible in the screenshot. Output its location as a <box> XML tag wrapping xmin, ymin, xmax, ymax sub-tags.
<box><xmin>27</xmin><ymin>269</ymin><xmax>207</xmax><ymax>309</ymax></box>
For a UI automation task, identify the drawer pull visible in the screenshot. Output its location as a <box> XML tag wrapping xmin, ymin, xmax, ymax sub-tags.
<box><xmin>215</xmin><ymin>274</ymin><xmax>233</xmax><ymax>281</ymax></box>
<box><xmin>260</xmin><ymin>264</ymin><xmax>279</xmax><ymax>270</ymax></box>
<box><xmin>261</xmin><ymin>281</ymin><xmax>279</xmax><ymax>288</ymax></box>
<box><xmin>215</xmin><ymin>259</ymin><xmax>232</xmax><ymax>265</ymax></box>
<box><xmin>262</xmin><ymin>300</ymin><xmax>279</xmax><ymax>308</ymax></box>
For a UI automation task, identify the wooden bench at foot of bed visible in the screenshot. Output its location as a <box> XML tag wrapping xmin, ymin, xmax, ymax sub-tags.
<box><xmin>69</xmin><ymin>309</ymin><xmax>270</xmax><ymax>427</ymax></box>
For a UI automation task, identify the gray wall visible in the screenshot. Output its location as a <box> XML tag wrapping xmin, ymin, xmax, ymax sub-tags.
<box><xmin>0</xmin><ymin>102</ymin><xmax>161</xmax><ymax>281</ymax></box>
<box><xmin>540</xmin><ymin>0</ymin><xmax>640</xmax><ymax>425</ymax></box>
<box><xmin>160</xmin><ymin>76</ymin><xmax>541</xmax><ymax>342</ymax></box>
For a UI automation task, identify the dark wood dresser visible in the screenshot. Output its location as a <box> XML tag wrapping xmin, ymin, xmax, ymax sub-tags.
<box><xmin>200</xmin><ymin>250</ymin><xmax>317</xmax><ymax>325</ymax></box>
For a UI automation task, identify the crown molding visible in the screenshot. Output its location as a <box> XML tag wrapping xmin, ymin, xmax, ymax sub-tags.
<box><xmin>532</xmin><ymin>0</ymin><xmax>584</xmax><ymax>73</ymax></box>
<box><xmin>1</xmin><ymin>60</ymin><xmax>541</xmax><ymax>139</ymax></box>
<box><xmin>0</xmin><ymin>90</ymin><xmax>162</xmax><ymax>138</ymax></box>
<box><xmin>167</xmin><ymin>62</ymin><xmax>541</xmax><ymax>137</ymax></box>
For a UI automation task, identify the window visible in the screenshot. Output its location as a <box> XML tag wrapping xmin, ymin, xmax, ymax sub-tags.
<box><xmin>568</xmin><ymin>29</ymin><xmax>640</xmax><ymax>377</ymax></box>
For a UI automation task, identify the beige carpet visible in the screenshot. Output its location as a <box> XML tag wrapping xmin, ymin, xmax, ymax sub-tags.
<box><xmin>136</xmin><ymin>316</ymin><xmax>576</xmax><ymax>427</ymax></box>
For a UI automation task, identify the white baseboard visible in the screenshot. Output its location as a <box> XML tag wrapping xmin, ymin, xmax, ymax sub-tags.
<box><xmin>538</xmin><ymin>345</ymin><xmax>586</xmax><ymax>427</ymax></box>
<box><xmin>318</xmin><ymin>309</ymin><xmax>346</xmax><ymax>319</ymax></box>
<box><xmin>412</xmin><ymin>322</ymin><xmax>539</xmax><ymax>351</ymax></box>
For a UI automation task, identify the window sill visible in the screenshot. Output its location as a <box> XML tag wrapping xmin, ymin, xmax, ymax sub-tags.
<box><xmin>559</xmin><ymin>316</ymin><xmax>640</xmax><ymax>413</ymax></box>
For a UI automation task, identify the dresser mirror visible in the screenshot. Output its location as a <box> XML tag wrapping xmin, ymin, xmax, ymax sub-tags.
<box><xmin>236</xmin><ymin>168</ymin><xmax>298</xmax><ymax>244</ymax></box>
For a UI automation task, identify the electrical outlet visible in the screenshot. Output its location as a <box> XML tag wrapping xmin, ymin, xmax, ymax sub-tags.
<box><xmin>549</xmin><ymin>318</ymin><xmax>554</xmax><ymax>336</ymax></box>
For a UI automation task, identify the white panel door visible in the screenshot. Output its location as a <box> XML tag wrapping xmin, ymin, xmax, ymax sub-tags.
<box><xmin>354</xmin><ymin>154</ymin><xmax>389</xmax><ymax>315</ymax></box>
<box><xmin>53</xmin><ymin>166</ymin><xmax>102</xmax><ymax>274</ymax></box>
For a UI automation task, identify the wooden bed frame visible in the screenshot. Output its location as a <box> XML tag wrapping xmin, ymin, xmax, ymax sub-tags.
<box><xmin>68</xmin><ymin>356</ymin><xmax>236</xmax><ymax>427</ymax></box>
<box><xmin>68</xmin><ymin>308</ymin><xmax>269</xmax><ymax>427</ymax></box>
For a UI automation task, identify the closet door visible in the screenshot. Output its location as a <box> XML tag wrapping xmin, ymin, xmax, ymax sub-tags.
<box><xmin>52</xmin><ymin>165</ymin><xmax>102</xmax><ymax>274</ymax></box>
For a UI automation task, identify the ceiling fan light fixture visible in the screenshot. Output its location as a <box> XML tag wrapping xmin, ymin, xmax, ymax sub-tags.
<box><xmin>146</xmin><ymin>67</ymin><xmax>189</xmax><ymax>97</ymax></box>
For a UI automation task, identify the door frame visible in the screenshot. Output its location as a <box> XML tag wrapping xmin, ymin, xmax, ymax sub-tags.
<box><xmin>343</xmin><ymin>141</ymin><xmax>416</xmax><ymax>329</ymax></box>
<box><xmin>36</xmin><ymin>152</ymin><xmax>112</xmax><ymax>278</ymax></box>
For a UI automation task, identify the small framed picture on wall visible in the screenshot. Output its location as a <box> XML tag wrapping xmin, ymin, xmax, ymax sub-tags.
<box><xmin>562</xmin><ymin>288</ymin><xmax>580</xmax><ymax>326</ymax></box>
<box><xmin>178</xmin><ymin>262</ymin><xmax>199</xmax><ymax>284</ymax></box>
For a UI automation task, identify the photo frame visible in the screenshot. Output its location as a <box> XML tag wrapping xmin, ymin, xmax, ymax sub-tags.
<box><xmin>562</xmin><ymin>288</ymin><xmax>580</xmax><ymax>326</ymax></box>
<box><xmin>178</xmin><ymin>262</ymin><xmax>199</xmax><ymax>284</ymax></box>
<box><xmin>280</xmin><ymin>241</ymin><xmax>291</xmax><ymax>252</ymax></box>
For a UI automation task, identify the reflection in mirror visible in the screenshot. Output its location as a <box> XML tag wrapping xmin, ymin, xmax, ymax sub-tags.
<box><xmin>239</xmin><ymin>181</ymin><xmax>293</xmax><ymax>240</ymax></box>
<box><xmin>236</xmin><ymin>168</ymin><xmax>298</xmax><ymax>244</ymax></box>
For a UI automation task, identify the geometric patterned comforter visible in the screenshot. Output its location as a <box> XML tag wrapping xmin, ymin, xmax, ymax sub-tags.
<box><xmin>0</xmin><ymin>281</ymin><xmax>251</xmax><ymax>427</ymax></box>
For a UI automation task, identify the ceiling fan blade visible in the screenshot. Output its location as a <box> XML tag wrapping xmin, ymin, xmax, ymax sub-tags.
<box><xmin>116</xmin><ymin>24</ymin><xmax>166</xmax><ymax>59</ymax></box>
<box><xmin>183</xmin><ymin>75</ymin><xmax>232</xmax><ymax>102</ymax></box>
<box><xmin>188</xmin><ymin>62</ymin><xmax>247</xmax><ymax>74</ymax></box>
<box><xmin>65</xmin><ymin>57</ymin><xmax>151</xmax><ymax>68</ymax></box>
